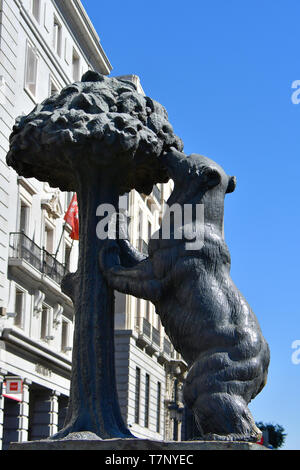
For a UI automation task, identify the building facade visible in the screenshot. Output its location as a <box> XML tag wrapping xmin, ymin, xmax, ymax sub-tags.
<box><xmin>0</xmin><ymin>0</ymin><xmax>187</xmax><ymax>449</ymax></box>
<box><xmin>114</xmin><ymin>181</ymin><xmax>187</xmax><ymax>441</ymax></box>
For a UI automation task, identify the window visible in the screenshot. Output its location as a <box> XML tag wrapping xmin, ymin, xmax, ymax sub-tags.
<box><xmin>64</xmin><ymin>38</ymin><xmax>71</xmax><ymax>65</ymax></box>
<box><xmin>146</xmin><ymin>301</ymin><xmax>151</xmax><ymax>322</ymax></box>
<box><xmin>135</xmin><ymin>298</ymin><xmax>141</xmax><ymax>330</ymax></box>
<box><xmin>14</xmin><ymin>288</ymin><xmax>24</xmax><ymax>327</ymax></box>
<box><xmin>156</xmin><ymin>382</ymin><xmax>161</xmax><ymax>433</ymax></box>
<box><xmin>43</xmin><ymin>3</ymin><xmax>52</xmax><ymax>33</ymax></box>
<box><xmin>66</xmin><ymin>192</ymin><xmax>74</xmax><ymax>211</ymax></box>
<box><xmin>72</xmin><ymin>49</ymin><xmax>80</xmax><ymax>81</ymax></box>
<box><xmin>157</xmin><ymin>316</ymin><xmax>162</xmax><ymax>333</ymax></box>
<box><xmin>53</xmin><ymin>17</ymin><xmax>62</xmax><ymax>56</ymax></box>
<box><xmin>134</xmin><ymin>367</ymin><xmax>140</xmax><ymax>424</ymax></box>
<box><xmin>40</xmin><ymin>305</ymin><xmax>49</xmax><ymax>339</ymax></box>
<box><xmin>32</xmin><ymin>0</ymin><xmax>40</xmax><ymax>22</ymax></box>
<box><xmin>19</xmin><ymin>202</ymin><xmax>30</xmax><ymax>234</ymax></box>
<box><xmin>64</xmin><ymin>244</ymin><xmax>72</xmax><ymax>271</ymax></box>
<box><xmin>44</xmin><ymin>223</ymin><xmax>54</xmax><ymax>254</ymax></box>
<box><xmin>25</xmin><ymin>42</ymin><xmax>38</xmax><ymax>96</ymax></box>
<box><xmin>144</xmin><ymin>373</ymin><xmax>150</xmax><ymax>428</ymax></box>
<box><xmin>61</xmin><ymin>320</ymin><xmax>69</xmax><ymax>351</ymax></box>
<box><xmin>49</xmin><ymin>78</ymin><xmax>59</xmax><ymax>97</ymax></box>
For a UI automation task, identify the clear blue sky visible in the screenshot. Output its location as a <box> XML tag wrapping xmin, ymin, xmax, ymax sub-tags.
<box><xmin>81</xmin><ymin>0</ymin><xmax>300</xmax><ymax>449</ymax></box>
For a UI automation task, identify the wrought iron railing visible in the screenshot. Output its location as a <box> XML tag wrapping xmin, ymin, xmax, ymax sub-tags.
<box><xmin>164</xmin><ymin>337</ymin><xmax>172</xmax><ymax>356</ymax></box>
<box><xmin>142</xmin><ymin>317</ymin><xmax>151</xmax><ymax>338</ymax></box>
<box><xmin>152</xmin><ymin>326</ymin><xmax>161</xmax><ymax>347</ymax></box>
<box><xmin>9</xmin><ymin>232</ymin><xmax>68</xmax><ymax>285</ymax></box>
<box><xmin>43</xmin><ymin>250</ymin><xmax>68</xmax><ymax>285</ymax></box>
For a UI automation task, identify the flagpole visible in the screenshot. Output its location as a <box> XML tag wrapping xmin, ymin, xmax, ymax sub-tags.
<box><xmin>55</xmin><ymin>221</ymin><xmax>67</xmax><ymax>259</ymax></box>
<box><xmin>55</xmin><ymin>193</ymin><xmax>78</xmax><ymax>260</ymax></box>
<box><xmin>48</xmin><ymin>221</ymin><xmax>67</xmax><ymax>278</ymax></box>
<box><xmin>57</xmin><ymin>193</ymin><xmax>79</xmax><ymax>276</ymax></box>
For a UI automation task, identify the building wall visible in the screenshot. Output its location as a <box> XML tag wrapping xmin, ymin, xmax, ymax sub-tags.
<box><xmin>0</xmin><ymin>0</ymin><xmax>187</xmax><ymax>449</ymax></box>
<box><xmin>0</xmin><ymin>0</ymin><xmax>18</xmax><ymax>308</ymax></box>
<box><xmin>0</xmin><ymin>0</ymin><xmax>111</xmax><ymax>307</ymax></box>
<box><xmin>128</xmin><ymin>337</ymin><xmax>166</xmax><ymax>440</ymax></box>
<box><xmin>0</xmin><ymin>0</ymin><xmax>113</xmax><ymax>449</ymax></box>
<box><xmin>115</xmin><ymin>330</ymin><xmax>166</xmax><ymax>440</ymax></box>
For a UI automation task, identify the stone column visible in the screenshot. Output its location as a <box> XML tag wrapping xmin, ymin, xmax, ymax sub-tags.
<box><xmin>17</xmin><ymin>379</ymin><xmax>31</xmax><ymax>443</ymax></box>
<box><xmin>49</xmin><ymin>391</ymin><xmax>60</xmax><ymax>437</ymax></box>
<box><xmin>0</xmin><ymin>368</ymin><xmax>8</xmax><ymax>450</ymax></box>
<box><xmin>177</xmin><ymin>419</ymin><xmax>182</xmax><ymax>442</ymax></box>
<box><xmin>29</xmin><ymin>389</ymin><xmax>60</xmax><ymax>440</ymax></box>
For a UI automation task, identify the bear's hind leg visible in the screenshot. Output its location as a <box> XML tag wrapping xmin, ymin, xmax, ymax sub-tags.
<box><xmin>193</xmin><ymin>392</ymin><xmax>261</xmax><ymax>442</ymax></box>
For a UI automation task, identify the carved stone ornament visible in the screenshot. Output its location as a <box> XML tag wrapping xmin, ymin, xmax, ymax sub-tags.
<box><xmin>53</xmin><ymin>303</ymin><xmax>63</xmax><ymax>328</ymax></box>
<box><xmin>41</xmin><ymin>190</ymin><xmax>63</xmax><ymax>219</ymax></box>
<box><xmin>33</xmin><ymin>290</ymin><xmax>45</xmax><ymax>318</ymax></box>
<box><xmin>6</xmin><ymin>70</ymin><xmax>269</xmax><ymax>443</ymax></box>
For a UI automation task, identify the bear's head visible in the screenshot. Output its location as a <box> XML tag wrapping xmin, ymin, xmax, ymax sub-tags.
<box><xmin>162</xmin><ymin>148</ymin><xmax>236</xmax><ymax>202</ymax></box>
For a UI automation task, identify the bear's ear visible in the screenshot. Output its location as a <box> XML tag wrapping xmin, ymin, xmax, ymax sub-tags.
<box><xmin>226</xmin><ymin>176</ymin><xmax>237</xmax><ymax>194</ymax></box>
<box><xmin>202</xmin><ymin>167</ymin><xmax>221</xmax><ymax>189</ymax></box>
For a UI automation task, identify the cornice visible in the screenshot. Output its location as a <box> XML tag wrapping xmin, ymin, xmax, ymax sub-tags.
<box><xmin>1</xmin><ymin>328</ymin><xmax>72</xmax><ymax>373</ymax></box>
<box><xmin>54</xmin><ymin>0</ymin><xmax>112</xmax><ymax>74</ymax></box>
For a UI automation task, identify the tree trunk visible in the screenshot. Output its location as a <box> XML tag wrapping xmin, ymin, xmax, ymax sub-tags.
<box><xmin>53</xmin><ymin>170</ymin><xmax>133</xmax><ymax>439</ymax></box>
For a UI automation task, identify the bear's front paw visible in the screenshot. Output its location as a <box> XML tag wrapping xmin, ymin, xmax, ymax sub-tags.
<box><xmin>99</xmin><ymin>239</ymin><xmax>121</xmax><ymax>274</ymax></box>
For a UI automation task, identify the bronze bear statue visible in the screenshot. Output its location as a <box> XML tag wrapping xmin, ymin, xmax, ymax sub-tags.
<box><xmin>99</xmin><ymin>147</ymin><xmax>270</xmax><ymax>441</ymax></box>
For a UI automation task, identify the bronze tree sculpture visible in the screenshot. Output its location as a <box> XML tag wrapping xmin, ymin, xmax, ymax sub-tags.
<box><xmin>6</xmin><ymin>71</ymin><xmax>183</xmax><ymax>439</ymax></box>
<box><xmin>7</xmin><ymin>69</ymin><xmax>269</xmax><ymax>442</ymax></box>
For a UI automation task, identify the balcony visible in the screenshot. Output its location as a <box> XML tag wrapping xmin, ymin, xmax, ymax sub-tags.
<box><xmin>157</xmin><ymin>337</ymin><xmax>172</xmax><ymax>365</ymax></box>
<box><xmin>136</xmin><ymin>318</ymin><xmax>161</xmax><ymax>355</ymax></box>
<box><xmin>9</xmin><ymin>232</ymin><xmax>69</xmax><ymax>286</ymax></box>
<box><xmin>163</xmin><ymin>337</ymin><xmax>172</xmax><ymax>357</ymax></box>
<box><xmin>152</xmin><ymin>326</ymin><xmax>161</xmax><ymax>347</ymax></box>
<box><xmin>142</xmin><ymin>317</ymin><xmax>151</xmax><ymax>338</ymax></box>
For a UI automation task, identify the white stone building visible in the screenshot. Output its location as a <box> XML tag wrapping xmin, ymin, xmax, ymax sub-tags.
<box><xmin>0</xmin><ymin>0</ymin><xmax>187</xmax><ymax>449</ymax></box>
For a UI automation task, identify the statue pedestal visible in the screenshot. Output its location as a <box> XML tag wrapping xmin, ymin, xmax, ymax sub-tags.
<box><xmin>9</xmin><ymin>433</ymin><xmax>269</xmax><ymax>451</ymax></box>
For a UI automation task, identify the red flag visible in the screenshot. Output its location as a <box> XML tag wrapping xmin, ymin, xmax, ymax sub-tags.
<box><xmin>257</xmin><ymin>435</ymin><xmax>264</xmax><ymax>445</ymax></box>
<box><xmin>64</xmin><ymin>193</ymin><xmax>79</xmax><ymax>240</ymax></box>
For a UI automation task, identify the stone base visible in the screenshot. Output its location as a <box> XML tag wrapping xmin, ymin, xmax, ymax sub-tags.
<box><xmin>9</xmin><ymin>433</ymin><xmax>268</xmax><ymax>450</ymax></box>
